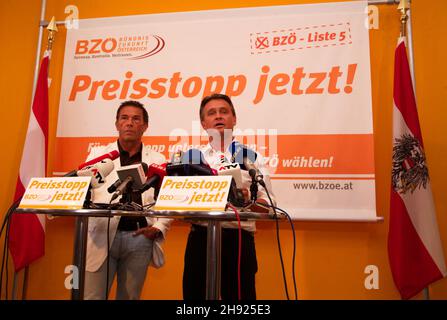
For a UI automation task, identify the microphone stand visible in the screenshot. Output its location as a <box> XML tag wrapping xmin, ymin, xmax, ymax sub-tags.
<box><xmin>249</xmin><ymin>174</ymin><xmax>258</xmax><ymax>202</ymax></box>
<box><xmin>83</xmin><ymin>186</ymin><xmax>92</xmax><ymax>208</ymax></box>
<box><xmin>153</xmin><ymin>186</ymin><xmax>160</xmax><ymax>201</ymax></box>
<box><xmin>119</xmin><ymin>182</ymin><xmax>134</xmax><ymax>205</ymax></box>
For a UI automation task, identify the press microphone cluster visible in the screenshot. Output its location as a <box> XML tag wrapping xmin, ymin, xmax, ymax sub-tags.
<box><xmin>172</xmin><ymin>147</ymin><xmax>248</xmax><ymax>207</ymax></box>
<box><xmin>165</xmin><ymin>145</ymin><xmax>265</xmax><ymax>206</ymax></box>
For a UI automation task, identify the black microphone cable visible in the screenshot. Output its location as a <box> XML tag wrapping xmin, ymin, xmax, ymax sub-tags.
<box><xmin>239</xmin><ymin>148</ymin><xmax>293</xmax><ymax>299</ymax></box>
<box><xmin>227</xmin><ymin>203</ymin><xmax>243</xmax><ymax>300</ymax></box>
<box><xmin>0</xmin><ymin>210</ymin><xmax>11</xmax><ymax>300</ymax></box>
<box><xmin>255</xmin><ymin>201</ymin><xmax>298</xmax><ymax>300</ymax></box>
<box><xmin>104</xmin><ymin>197</ymin><xmax>115</xmax><ymax>300</ymax></box>
<box><xmin>0</xmin><ymin>199</ymin><xmax>21</xmax><ymax>300</ymax></box>
<box><xmin>261</xmin><ymin>186</ymin><xmax>290</xmax><ymax>300</ymax></box>
<box><xmin>142</xmin><ymin>202</ymin><xmax>156</xmax><ymax>210</ymax></box>
<box><xmin>4</xmin><ymin>215</ymin><xmax>10</xmax><ymax>300</ymax></box>
<box><xmin>0</xmin><ymin>199</ymin><xmax>21</xmax><ymax>239</ymax></box>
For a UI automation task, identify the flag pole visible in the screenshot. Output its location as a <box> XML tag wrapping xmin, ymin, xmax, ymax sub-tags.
<box><xmin>31</xmin><ymin>0</ymin><xmax>48</xmax><ymax>102</ymax></box>
<box><xmin>407</xmin><ymin>0</ymin><xmax>429</xmax><ymax>303</ymax></box>
<box><xmin>397</xmin><ymin>0</ymin><xmax>416</xmax><ymax>90</ymax></box>
<box><xmin>398</xmin><ymin>0</ymin><xmax>409</xmax><ymax>37</ymax></box>
<box><xmin>397</xmin><ymin>0</ymin><xmax>428</xmax><ymax>301</ymax></box>
<box><xmin>12</xmin><ymin>10</ymin><xmax>58</xmax><ymax>301</ymax></box>
<box><xmin>23</xmin><ymin>15</ymin><xmax>57</xmax><ymax>301</ymax></box>
<box><xmin>46</xmin><ymin>17</ymin><xmax>58</xmax><ymax>52</ymax></box>
<box><xmin>20</xmin><ymin>15</ymin><xmax>57</xmax><ymax>301</ymax></box>
<box><xmin>406</xmin><ymin>4</ymin><xmax>417</xmax><ymax>92</ymax></box>
<box><xmin>10</xmin><ymin>0</ymin><xmax>47</xmax><ymax>301</ymax></box>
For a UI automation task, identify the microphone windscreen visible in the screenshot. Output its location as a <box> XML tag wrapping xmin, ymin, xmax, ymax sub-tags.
<box><xmin>170</xmin><ymin>150</ymin><xmax>183</xmax><ymax>164</ymax></box>
<box><xmin>229</xmin><ymin>141</ymin><xmax>257</xmax><ymax>167</ymax></box>
<box><xmin>146</xmin><ymin>163</ymin><xmax>167</xmax><ymax>178</ymax></box>
<box><xmin>79</xmin><ymin>150</ymin><xmax>120</xmax><ymax>169</ymax></box>
<box><xmin>141</xmin><ymin>162</ymin><xmax>149</xmax><ymax>175</ymax></box>
<box><xmin>78</xmin><ymin>158</ymin><xmax>115</xmax><ymax>189</ymax></box>
<box><xmin>116</xmin><ymin>163</ymin><xmax>147</xmax><ymax>189</ymax></box>
<box><xmin>140</xmin><ymin>163</ymin><xmax>168</xmax><ymax>193</ymax></box>
<box><xmin>217</xmin><ymin>162</ymin><xmax>243</xmax><ymax>188</ymax></box>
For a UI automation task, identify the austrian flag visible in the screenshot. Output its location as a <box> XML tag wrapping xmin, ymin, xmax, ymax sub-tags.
<box><xmin>388</xmin><ymin>37</ymin><xmax>446</xmax><ymax>299</ymax></box>
<box><xmin>8</xmin><ymin>51</ymin><xmax>50</xmax><ymax>272</ymax></box>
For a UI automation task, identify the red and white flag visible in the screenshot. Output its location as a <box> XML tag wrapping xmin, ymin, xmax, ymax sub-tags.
<box><xmin>8</xmin><ymin>51</ymin><xmax>50</xmax><ymax>272</ymax></box>
<box><xmin>388</xmin><ymin>37</ymin><xmax>446</xmax><ymax>299</ymax></box>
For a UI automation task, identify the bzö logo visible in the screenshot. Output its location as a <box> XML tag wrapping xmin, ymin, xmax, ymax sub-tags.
<box><xmin>74</xmin><ymin>35</ymin><xmax>166</xmax><ymax>60</ymax></box>
<box><xmin>159</xmin><ymin>195</ymin><xmax>189</xmax><ymax>203</ymax></box>
<box><xmin>159</xmin><ymin>195</ymin><xmax>174</xmax><ymax>201</ymax></box>
<box><xmin>23</xmin><ymin>194</ymin><xmax>51</xmax><ymax>201</ymax></box>
<box><xmin>75</xmin><ymin>38</ymin><xmax>117</xmax><ymax>54</ymax></box>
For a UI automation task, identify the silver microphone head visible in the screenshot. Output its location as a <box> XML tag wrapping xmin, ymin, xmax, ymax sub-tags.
<box><xmin>171</xmin><ymin>150</ymin><xmax>183</xmax><ymax>164</ymax></box>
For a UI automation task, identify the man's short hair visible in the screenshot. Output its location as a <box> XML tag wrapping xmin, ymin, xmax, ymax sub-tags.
<box><xmin>116</xmin><ymin>100</ymin><xmax>149</xmax><ymax>124</ymax></box>
<box><xmin>199</xmin><ymin>93</ymin><xmax>236</xmax><ymax>120</ymax></box>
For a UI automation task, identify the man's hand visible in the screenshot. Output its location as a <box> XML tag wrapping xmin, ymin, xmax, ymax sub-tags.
<box><xmin>133</xmin><ymin>226</ymin><xmax>162</xmax><ymax>240</ymax></box>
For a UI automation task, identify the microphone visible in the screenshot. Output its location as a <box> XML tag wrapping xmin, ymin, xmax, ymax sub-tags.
<box><xmin>78</xmin><ymin>150</ymin><xmax>120</xmax><ymax>169</ymax></box>
<box><xmin>183</xmin><ymin>149</ymin><xmax>216</xmax><ymax>176</ymax></box>
<box><xmin>243</xmin><ymin>157</ymin><xmax>259</xmax><ymax>179</ymax></box>
<box><xmin>107</xmin><ymin>178</ymin><xmax>123</xmax><ymax>194</ymax></box>
<box><xmin>228</xmin><ymin>142</ymin><xmax>265</xmax><ymax>202</ymax></box>
<box><xmin>75</xmin><ymin>158</ymin><xmax>115</xmax><ymax>189</ymax></box>
<box><xmin>182</xmin><ymin>149</ymin><xmax>216</xmax><ymax>175</ymax></box>
<box><xmin>166</xmin><ymin>149</ymin><xmax>216</xmax><ymax>176</ymax></box>
<box><xmin>110</xmin><ymin>162</ymin><xmax>148</xmax><ymax>201</ymax></box>
<box><xmin>228</xmin><ymin>141</ymin><xmax>258</xmax><ymax>171</ymax></box>
<box><xmin>216</xmin><ymin>162</ymin><xmax>243</xmax><ymax>188</ymax></box>
<box><xmin>138</xmin><ymin>163</ymin><xmax>167</xmax><ymax>198</ymax></box>
<box><xmin>216</xmin><ymin>162</ymin><xmax>247</xmax><ymax>207</ymax></box>
<box><xmin>228</xmin><ymin>141</ymin><xmax>259</xmax><ymax>177</ymax></box>
<box><xmin>64</xmin><ymin>150</ymin><xmax>120</xmax><ymax>177</ymax></box>
<box><xmin>165</xmin><ymin>150</ymin><xmax>184</xmax><ymax>176</ymax></box>
<box><xmin>108</xmin><ymin>162</ymin><xmax>148</xmax><ymax>193</ymax></box>
<box><xmin>182</xmin><ymin>148</ymin><xmax>207</xmax><ymax>165</ymax></box>
<box><xmin>243</xmin><ymin>156</ymin><xmax>266</xmax><ymax>188</ymax></box>
<box><xmin>243</xmin><ymin>157</ymin><xmax>265</xmax><ymax>188</ymax></box>
<box><xmin>111</xmin><ymin>176</ymin><xmax>133</xmax><ymax>201</ymax></box>
<box><xmin>171</xmin><ymin>150</ymin><xmax>183</xmax><ymax>164</ymax></box>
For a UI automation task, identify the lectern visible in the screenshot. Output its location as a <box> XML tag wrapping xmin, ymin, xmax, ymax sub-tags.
<box><xmin>14</xmin><ymin>207</ymin><xmax>280</xmax><ymax>300</ymax></box>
